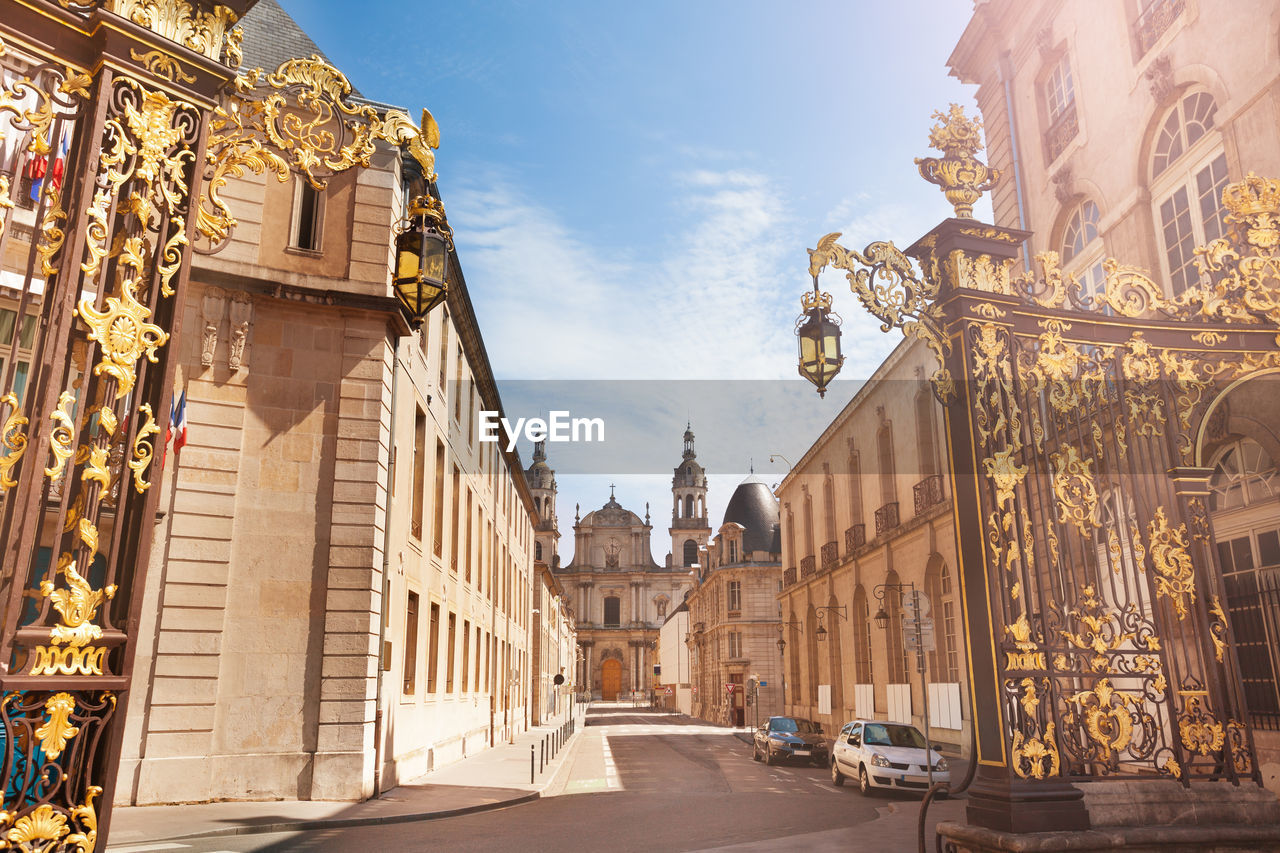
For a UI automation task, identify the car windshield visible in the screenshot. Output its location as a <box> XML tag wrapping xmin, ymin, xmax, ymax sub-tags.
<box><xmin>862</xmin><ymin>723</ymin><xmax>927</xmax><ymax>748</ymax></box>
<box><xmin>770</xmin><ymin>718</ymin><xmax>819</xmax><ymax>734</ymax></box>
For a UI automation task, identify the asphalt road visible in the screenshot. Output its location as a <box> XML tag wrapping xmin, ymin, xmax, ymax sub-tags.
<box><xmin>121</xmin><ymin>708</ymin><xmax>929</xmax><ymax>853</ymax></box>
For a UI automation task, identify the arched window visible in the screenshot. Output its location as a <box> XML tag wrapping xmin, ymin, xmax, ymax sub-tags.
<box><xmin>1060</xmin><ymin>199</ymin><xmax>1108</xmax><ymax>310</ymax></box>
<box><xmin>683</xmin><ymin>539</ymin><xmax>698</xmax><ymax>567</ymax></box>
<box><xmin>852</xmin><ymin>586</ymin><xmax>872</xmax><ymax>684</ymax></box>
<box><xmin>603</xmin><ymin>596</ymin><xmax>620</xmax><ymax>627</ymax></box>
<box><xmin>925</xmin><ymin>558</ymin><xmax>959</xmax><ymax>683</ymax></box>
<box><xmin>827</xmin><ymin>594</ymin><xmax>844</xmax><ymax>719</ymax></box>
<box><xmin>885</xmin><ymin>571</ymin><xmax>908</xmax><ymax>684</ymax></box>
<box><xmin>535</xmin><ymin>541</ymin><xmax>543</xmax><ymax>562</ymax></box>
<box><xmin>1210</xmin><ymin>438</ymin><xmax>1277</xmax><ymax>511</ymax></box>
<box><xmin>1150</xmin><ymin>91</ymin><xmax>1228</xmax><ymax>295</ymax></box>
<box><xmin>685</xmin><ymin>494</ymin><xmax>694</xmax><ymax>518</ymax></box>
<box><xmin>788</xmin><ymin>613</ymin><xmax>802</xmax><ymax>708</ymax></box>
<box><xmin>806</xmin><ymin>604</ymin><xmax>820</xmax><ymax>704</ymax></box>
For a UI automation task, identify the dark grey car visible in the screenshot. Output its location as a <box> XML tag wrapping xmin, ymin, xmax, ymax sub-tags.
<box><xmin>752</xmin><ymin>716</ymin><xmax>828</xmax><ymax>766</ymax></box>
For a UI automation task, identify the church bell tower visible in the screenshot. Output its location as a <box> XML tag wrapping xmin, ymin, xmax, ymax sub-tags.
<box><xmin>669</xmin><ymin>425</ymin><xmax>710</xmax><ymax>567</ymax></box>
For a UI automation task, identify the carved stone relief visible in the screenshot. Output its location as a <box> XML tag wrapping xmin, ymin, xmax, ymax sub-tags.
<box><xmin>228</xmin><ymin>292</ymin><xmax>253</xmax><ymax>371</ymax></box>
<box><xmin>200</xmin><ymin>287</ymin><xmax>226</xmax><ymax>368</ymax></box>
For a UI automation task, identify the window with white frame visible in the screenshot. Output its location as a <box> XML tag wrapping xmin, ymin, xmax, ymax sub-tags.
<box><xmin>0</xmin><ymin>306</ymin><xmax>37</xmax><ymax>405</ymax></box>
<box><xmin>1150</xmin><ymin>91</ymin><xmax>1228</xmax><ymax>296</ymax></box>
<box><xmin>727</xmin><ymin>631</ymin><xmax>741</xmax><ymax>659</ymax></box>
<box><xmin>289</xmin><ymin>178</ymin><xmax>323</xmax><ymax>252</ymax></box>
<box><xmin>727</xmin><ymin>580</ymin><xmax>741</xmax><ymax>613</ymax></box>
<box><xmin>1042</xmin><ymin>53</ymin><xmax>1078</xmax><ymax>162</ymax></box>
<box><xmin>1060</xmin><ymin>199</ymin><xmax>1108</xmax><ymax>311</ymax></box>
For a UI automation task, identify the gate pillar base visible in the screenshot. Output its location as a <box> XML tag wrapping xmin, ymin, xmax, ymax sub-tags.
<box><xmin>945</xmin><ymin>780</ymin><xmax>1280</xmax><ymax>851</ymax></box>
<box><xmin>965</xmin><ymin>767</ymin><xmax>1089</xmax><ymax>833</ymax></box>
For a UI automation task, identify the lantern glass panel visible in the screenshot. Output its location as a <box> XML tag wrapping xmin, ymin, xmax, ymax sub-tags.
<box><xmin>422</xmin><ymin>233</ymin><xmax>448</xmax><ymax>283</ymax></box>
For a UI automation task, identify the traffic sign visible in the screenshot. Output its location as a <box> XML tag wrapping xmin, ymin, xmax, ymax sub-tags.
<box><xmin>902</xmin><ymin>591</ymin><xmax>931</xmax><ymax>617</ymax></box>
<box><xmin>759</xmin><ymin>681</ymin><xmax>767</xmax><ymax>687</ymax></box>
<box><xmin>725</xmin><ymin>683</ymin><xmax>736</xmax><ymax>694</ymax></box>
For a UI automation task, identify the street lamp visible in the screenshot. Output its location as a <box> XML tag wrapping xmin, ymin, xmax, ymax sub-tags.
<box><xmin>795</xmin><ymin>278</ymin><xmax>843</xmax><ymax>398</ymax></box>
<box><xmin>814</xmin><ymin>605</ymin><xmax>846</xmax><ymax>642</ymax></box>
<box><xmin>873</xmin><ymin>605</ymin><xmax>890</xmax><ymax>631</ymax></box>
<box><xmin>393</xmin><ymin>194</ymin><xmax>453</xmax><ymax>329</ymax></box>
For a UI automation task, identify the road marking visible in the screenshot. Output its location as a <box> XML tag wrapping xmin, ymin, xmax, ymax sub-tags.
<box><xmin>601</xmin><ymin>734</ymin><xmax>621</xmax><ymax>789</ymax></box>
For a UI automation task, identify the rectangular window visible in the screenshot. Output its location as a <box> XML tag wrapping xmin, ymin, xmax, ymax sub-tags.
<box><xmin>1160</xmin><ymin>152</ymin><xmax>1228</xmax><ymax>295</ymax></box>
<box><xmin>446</xmin><ymin>612</ymin><xmax>456</xmax><ymax>692</ymax></box>
<box><xmin>450</xmin><ymin>464</ymin><xmax>460</xmax><ymax>574</ymax></box>
<box><xmin>454</xmin><ymin>345</ymin><xmax>464</xmax><ymax>423</ymax></box>
<box><xmin>604</xmin><ymin>596</ymin><xmax>620</xmax><ymax>626</ymax></box>
<box><xmin>433</xmin><ymin>440</ymin><xmax>446</xmax><ymax>556</ymax></box>
<box><xmin>464</xmin><ymin>488</ymin><xmax>473</xmax><ymax>584</ymax></box>
<box><xmin>403</xmin><ymin>591</ymin><xmax>419</xmax><ymax>695</ymax></box>
<box><xmin>728</xmin><ymin>632</ymin><xmax>741</xmax><ymax>659</ymax></box>
<box><xmin>411</xmin><ymin>407</ymin><xmax>426</xmax><ymax>541</ymax></box>
<box><xmin>728</xmin><ymin>580</ymin><xmax>742</xmax><ymax>613</ymax></box>
<box><xmin>427</xmin><ymin>602</ymin><xmax>440</xmax><ymax>693</ymax></box>
<box><xmin>290</xmin><ymin>179</ymin><xmax>323</xmax><ymax>251</ymax></box>
<box><xmin>462</xmin><ymin>619</ymin><xmax>471</xmax><ymax>693</ymax></box>
<box><xmin>437</xmin><ymin>309</ymin><xmax>449</xmax><ymax>391</ymax></box>
<box><xmin>473</xmin><ymin>625</ymin><xmax>481</xmax><ymax>692</ymax></box>
<box><xmin>1044</xmin><ymin>55</ymin><xmax>1074</xmax><ymax>123</ymax></box>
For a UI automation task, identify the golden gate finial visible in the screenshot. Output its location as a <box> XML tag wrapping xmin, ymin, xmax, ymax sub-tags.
<box><xmin>915</xmin><ymin>104</ymin><xmax>1001</xmax><ymax>219</ymax></box>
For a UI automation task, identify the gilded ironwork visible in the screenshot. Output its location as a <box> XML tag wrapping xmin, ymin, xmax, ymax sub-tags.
<box><xmin>1065</xmin><ymin>678</ymin><xmax>1156</xmax><ymax>763</ymax></box>
<box><xmin>106</xmin><ymin>0</ymin><xmax>241</xmax><ymax>62</ymax></box>
<box><xmin>807</xmin><ymin>232</ymin><xmax>953</xmax><ymax>399</ymax></box>
<box><xmin>0</xmin><ymin>174</ymin><xmax>13</xmax><ymax>239</ymax></box>
<box><xmin>1050</xmin><ymin>446</ymin><xmax>1099</xmax><ymax>535</ymax></box>
<box><xmin>1178</xmin><ymin>690</ymin><xmax>1225</xmax><ymax>757</ymax></box>
<box><xmin>0</xmin><ymin>393</ymin><xmax>28</xmax><ymax>491</ymax></box>
<box><xmin>43</xmin><ymin>391</ymin><xmax>77</xmax><ymax>480</ymax></box>
<box><xmin>1146</xmin><ymin>506</ymin><xmax>1195</xmax><ymax>619</ymax></box>
<box><xmin>1209</xmin><ymin>595</ymin><xmax>1228</xmax><ymax>663</ymax></box>
<box><xmin>34</xmin><ymin>693</ymin><xmax>78</xmax><ymax>760</ymax></box>
<box><xmin>915</xmin><ymin>104</ymin><xmax>1001</xmax><ymax>218</ymax></box>
<box><xmin>130</xmin><ymin>47</ymin><xmax>196</xmax><ymax>83</ymax></box>
<box><xmin>35</xmin><ymin>188</ymin><xmax>68</xmax><ymax>278</ymax></box>
<box><xmin>129</xmin><ymin>403</ymin><xmax>161</xmax><ymax>493</ymax></box>
<box><xmin>1011</xmin><ymin>721</ymin><xmax>1060</xmax><ymax>780</ymax></box>
<box><xmin>41</xmin><ymin>552</ymin><xmax>117</xmax><ymax>648</ymax></box>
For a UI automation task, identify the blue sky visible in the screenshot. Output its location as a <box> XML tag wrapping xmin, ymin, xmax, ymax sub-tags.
<box><xmin>285</xmin><ymin>0</ymin><xmax>986</xmax><ymax>558</ymax></box>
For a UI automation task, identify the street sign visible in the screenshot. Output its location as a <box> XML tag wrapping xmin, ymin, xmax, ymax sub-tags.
<box><xmin>759</xmin><ymin>680</ymin><xmax>767</xmax><ymax>687</ymax></box>
<box><xmin>902</xmin><ymin>590</ymin><xmax>931</xmax><ymax>617</ymax></box>
<box><xmin>725</xmin><ymin>683</ymin><xmax>736</xmax><ymax>694</ymax></box>
<box><xmin>663</xmin><ymin>686</ymin><xmax>673</xmax><ymax>695</ymax></box>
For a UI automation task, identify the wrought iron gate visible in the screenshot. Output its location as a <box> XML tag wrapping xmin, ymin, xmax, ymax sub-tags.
<box><xmin>810</xmin><ymin>106</ymin><xmax>1274</xmax><ymax>833</ymax></box>
<box><xmin>0</xmin><ymin>2</ymin><xmax>437</xmax><ymax>847</ymax></box>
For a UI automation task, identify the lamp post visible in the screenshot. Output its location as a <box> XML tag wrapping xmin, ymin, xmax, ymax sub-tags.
<box><xmin>814</xmin><ymin>605</ymin><xmax>846</xmax><ymax>642</ymax></box>
<box><xmin>873</xmin><ymin>581</ymin><xmax>935</xmax><ymax>788</ymax></box>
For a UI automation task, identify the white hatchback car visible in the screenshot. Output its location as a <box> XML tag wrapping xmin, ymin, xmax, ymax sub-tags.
<box><xmin>830</xmin><ymin>719</ymin><xmax>949</xmax><ymax>795</ymax></box>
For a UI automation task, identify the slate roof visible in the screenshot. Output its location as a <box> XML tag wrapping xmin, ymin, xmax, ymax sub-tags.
<box><xmin>237</xmin><ymin>0</ymin><xmax>362</xmax><ymax>98</ymax></box>
<box><xmin>723</xmin><ymin>474</ymin><xmax>781</xmax><ymax>554</ymax></box>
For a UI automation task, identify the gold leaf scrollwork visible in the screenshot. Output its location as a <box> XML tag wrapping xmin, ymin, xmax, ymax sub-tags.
<box><xmin>77</xmin><ymin>265</ymin><xmax>169</xmax><ymax>399</ymax></box>
<box><xmin>108</xmin><ymin>0</ymin><xmax>241</xmax><ymax>62</ymax></box>
<box><xmin>1125</xmin><ymin>391</ymin><xmax>1165</xmax><ymax>437</ymax></box>
<box><xmin>1209</xmin><ymin>595</ymin><xmax>1228</xmax><ymax>664</ymax></box>
<box><xmin>1121</xmin><ymin>332</ymin><xmax>1161</xmax><ymax>384</ymax></box>
<box><xmin>1192</xmin><ymin>330</ymin><xmax>1229</xmax><ymax>347</ymax></box>
<box><xmin>130</xmin><ymin>48</ymin><xmax>197</xmax><ymax>83</ymax></box>
<box><xmin>1163</xmin><ymin>756</ymin><xmax>1182</xmax><ymax>779</ymax></box>
<box><xmin>1178</xmin><ymin>691</ymin><xmax>1225</xmax><ymax>757</ymax></box>
<box><xmin>1058</xmin><ymin>585</ymin><xmax>1135</xmax><ymax>673</ymax></box>
<box><xmin>1068</xmin><ymin>678</ymin><xmax>1143</xmax><ymax>760</ymax></box>
<box><xmin>65</xmin><ymin>786</ymin><xmax>101</xmax><ymax>853</ymax></box>
<box><xmin>0</xmin><ymin>175</ymin><xmax>15</xmax><ymax>240</ymax></box>
<box><xmin>1147</xmin><ymin>506</ymin><xmax>1195</xmax><ymax>620</ymax></box>
<box><xmin>1050</xmin><ymin>445</ymin><xmax>1099</xmax><ymax>535</ymax></box>
<box><xmin>35</xmin><ymin>188</ymin><xmax>68</xmax><ymax>278</ymax></box>
<box><xmin>44</xmin><ymin>391</ymin><xmax>77</xmax><ymax>479</ymax></box>
<box><xmin>40</xmin><ymin>552</ymin><xmax>117</xmax><ymax>649</ymax></box>
<box><xmin>0</xmin><ymin>393</ymin><xmax>29</xmax><ymax>490</ymax></box>
<box><xmin>1011</xmin><ymin>721</ymin><xmax>1059</xmax><ymax>780</ymax></box>
<box><xmin>34</xmin><ymin>693</ymin><xmax>79</xmax><ymax>759</ymax></box>
<box><xmin>7</xmin><ymin>804</ymin><xmax>69</xmax><ymax>848</ymax></box>
<box><xmin>807</xmin><ymin>233</ymin><xmax>954</xmax><ymax>401</ymax></box>
<box><xmin>129</xmin><ymin>403</ymin><xmax>161</xmax><ymax>493</ymax></box>
<box><xmin>983</xmin><ymin>448</ymin><xmax>1027</xmax><ymax>511</ymax></box>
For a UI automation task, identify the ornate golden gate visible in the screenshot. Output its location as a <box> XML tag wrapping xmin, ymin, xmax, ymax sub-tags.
<box><xmin>810</xmin><ymin>107</ymin><xmax>1275</xmax><ymax>835</ymax></box>
<box><xmin>0</xmin><ymin>2</ymin><xmax>437</xmax><ymax>847</ymax></box>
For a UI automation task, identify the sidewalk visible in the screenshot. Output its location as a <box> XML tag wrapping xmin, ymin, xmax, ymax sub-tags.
<box><xmin>106</xmin><ymin>706</ymin><xmax>587</xmax><ymax>848</ymax></box>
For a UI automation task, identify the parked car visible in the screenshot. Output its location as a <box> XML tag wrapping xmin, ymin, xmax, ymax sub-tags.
<box><xmin>830</xmin><ymin>719</ymin><xmax>949</xmax><ymax>795</ymax></box>
<box><xmin>752</xmin><ymin>716</ymin><xmax>829</xmax><ymax>766</ymax></box>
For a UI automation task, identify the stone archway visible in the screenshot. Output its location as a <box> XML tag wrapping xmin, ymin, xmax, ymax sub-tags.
<box><xmin>601</xmin><ymin>658</ymin><xmax>623</xmax><ymax>700</ymax></box>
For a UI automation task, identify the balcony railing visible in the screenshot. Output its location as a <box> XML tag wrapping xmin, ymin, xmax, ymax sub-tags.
<box><xmin>784</xmin><ymin>566</ymin><xmax>797</xmax><ymax>586</ymax></box>
<box><xmin>845</xmin><ymin>524</ymin><xmax>866</xmax><ymax>554</ymax></box>
<box><xmin>1135</xmin><ymin>0</ymin><xmax>1184</xmax><ymax>55</ymax></box>
<box><xmin>1044</xmin><ymin>102</ymin><xmax>1078</xmax><ymax>163</ymax></box>
<box><xmin>821</xmin><ymin>540</ymin><xmax>839</xmax><ymax>572</ymax></box>
<box><xmin>914</xmin><ymin>474</ymin><xmax>945</xmax><ymax>516</ymax></box>
<box><xmin>800</xmin><ymin>555</ymin><xmax>816</xmax><ymax>579</ymax></box>
<box><xmin>874</xmin><ymin>502</ymin><xmax>900</xmax><ymax>537</ymax></box>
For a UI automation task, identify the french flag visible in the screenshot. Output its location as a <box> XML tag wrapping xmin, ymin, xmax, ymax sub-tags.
<box><xmin>167</xmin><ymin>390</ymin><xmax>187</xmax><ymax>457</ymax></box>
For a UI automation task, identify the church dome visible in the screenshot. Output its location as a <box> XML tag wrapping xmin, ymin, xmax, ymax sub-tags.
<box><xmin>722</xmin><ymin>474</ymin><xmax>780</xmax><ymax>554</ymax></box>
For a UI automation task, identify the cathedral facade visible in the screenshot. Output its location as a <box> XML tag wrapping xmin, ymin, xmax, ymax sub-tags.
<box><xmin>551</xmin><ymin>431</ymin><xmax>704</xmax><ymax>699</ymax></box>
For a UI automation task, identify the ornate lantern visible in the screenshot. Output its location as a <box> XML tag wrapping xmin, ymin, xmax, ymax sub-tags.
<box><xmin>795</xmin><ymin>280</ymin><xmax>843</xmax><ymax>397</ymax></box>
<box><xmin>393</xmin><ymin>195</ymin><xmax>453</xmax><ymax>328</ymax></box>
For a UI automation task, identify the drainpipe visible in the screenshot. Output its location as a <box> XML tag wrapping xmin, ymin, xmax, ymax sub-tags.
<box><xmin>997</xmin><ymin>50</ymin><xmax>1032</xmax><ymax>272</ymax></box>
<box><xmin>373</xmin><ymin>338</ymin><xmax>401</xmax><ymax>797</ymax></box>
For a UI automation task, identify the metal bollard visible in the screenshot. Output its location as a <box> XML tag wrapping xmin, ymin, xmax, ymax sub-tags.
<box><xmin>530</xmin><ymin>745</ymin><xmax>535</xmax><ymax>783</ymax></box>
<box><xmin>540</xmin><ymin>739</ymin><xmax>545</xmax><ymax>773</ymax></box>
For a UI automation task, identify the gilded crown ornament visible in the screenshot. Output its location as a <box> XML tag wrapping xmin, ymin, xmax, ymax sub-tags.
<box><xmin>1221</xmin><ymin>172</ymin><xmax>1280</xmax><ymax>253</ymax></box>
<box><xmin>915</xmin><ymin>104</ymin><xmax>1001</xmax><ymax>219</ymax></box>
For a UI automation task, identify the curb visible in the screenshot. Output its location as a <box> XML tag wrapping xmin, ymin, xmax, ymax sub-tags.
<box><xmin>113</xmin><ymin>790</ymin><xmax>543</xmax><ymax>844</ymax></box>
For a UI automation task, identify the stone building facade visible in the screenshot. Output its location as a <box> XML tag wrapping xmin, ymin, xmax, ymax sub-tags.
<box><xmin>777</xmin><ymin>339</ymin><xmax>967</xmax><ymax>751</ymax></box>
<box><xmin>686</xmin><ymin>475</ymin><xmax>783</xmax><ymax>728</ymax></box>
<box><xmin>555</xmin><ymin>434</ymin><xmax>696</xmax><ymax>699</ymax></box>
<box><xmin>948</xmin><ymin>0</ymin><xmax>1280</xmax><ymax>791</ymax></box>
<box><xmin>0</xmin><ymin>0</ymin><xmax>548</xmax><ymax>805</ymax></box>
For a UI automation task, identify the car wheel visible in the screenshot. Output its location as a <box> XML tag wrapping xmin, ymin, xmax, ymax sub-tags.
<box><xmin>752</xmin><ymin>743</ymin><xmax>761</xmax><ymax>761</ymax></box>
<box><xmin>858</xmin><ymin>765</ymin><xmax>873</xmax><ymax>796</ymax></box>
<box><xmin>764</xmin><ymin>746</ymin><xmax>775</xmax><ymax>766</ymax></box>
<box><xmin>831</xmin><ymin>759</ymin><xmax>845</xmax><ymax>787</ymax></box>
